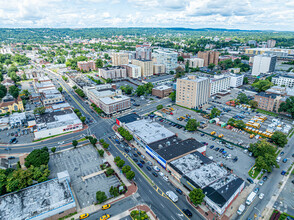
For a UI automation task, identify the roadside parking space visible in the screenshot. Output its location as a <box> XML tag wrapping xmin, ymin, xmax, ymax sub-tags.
<box><xmin>48</xmin><ymin>145</ymin><xmax>121</xmax><ymax>208</ymax></box>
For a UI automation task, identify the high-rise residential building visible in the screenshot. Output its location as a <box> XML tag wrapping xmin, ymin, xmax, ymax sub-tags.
<box><xmin>152</xmin><ymin>49</ymin><xmax>178</xmax><ymax>73</ymax></box>
<box><xmin>197</xmin><ymin>51</ymin><xmax>220</xmax><ymax>66</ymax></box>
<box><xmin>176</xmin><ymin>75</ymin><xmax>210</xmax><ymax>109</ymax></box>
<box><xmin>122</xmin><ymin>64</ymin><xmax>141</xmax><ymax>78</ymax></box>
<box><xmin>136</xmin><ymin>44</ymin><xmax>152</xmax><ymax>60</ymax></box>
<box><xmin>209</xmin><ymin>75</ymin><xmax>231</xmax><ymax>96</ymax></box>
<box><xmin>77</xmin><ymin>61</ymin><xmax>96</xmax><ymax>72</ymax></box>
<box><xmin>132</xmin><ymin>59</ymin><xmax>153</xmax><ymax>77</ymax></box>
<box><xmin>153</xmin><ymin>64</ymin><xmax>166</xmax><ymax>75</ymax></box>
<box><xmin>267</xmin><ymin>39</ymin><xmax>276</xmax><ymax>48</ymax></box>
<box><xmin>186</xmin><ymin>58</ymin><xmax>204</xmax><ymax>68</ymax></box>
<box><xmin>252</xmin><ymin>54</ymin><xmax>277</xmax><ymax>76</ymax></box>
<box><xmin>230</xmin><ymin>74</ymin><xmax>244</xmax><ymax>88</ymax></box>
<box><xmin>112</xmin><ymin>52</ymin><xmax>129</xmax><ymax>66</ymax></box>
<box><xmin>98</xmin><ymin>66</ymin><xmax>127</xmax><ymax>79</ymax></box>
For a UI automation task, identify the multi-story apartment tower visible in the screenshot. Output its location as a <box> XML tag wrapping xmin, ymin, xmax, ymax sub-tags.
<box><xmin>197</xmin><ymin>51</ymin><xmax>220</xmax><ymax>66</ymax></box>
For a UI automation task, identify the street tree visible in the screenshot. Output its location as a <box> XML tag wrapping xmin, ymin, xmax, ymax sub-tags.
<box><xmin>252</xmin><ymin>80</ymin><xmax>273</xmax><ymax>92</ymax></box>
<box><xmin>106</xmin><ymin>168</ymin><xmax>114</xmax><ymax>176</ymax></box>
<box><xmin>271</xmin><ymin>131</ymin><xmax>288</xmax><ymax>147</ymax></box>
<box><xmin>58</xmin><ymin>87</ymin><xmax>63</xmax><ymax>93</ymax></box>
<box><xmin>80</xmin><ymin>116</ymin><xmax>86</xmax><ymax>123</ymax></box>
<box><xmin>208</xmin><ymin>63</ymin><xmax>215</xmax><ymax>71</ymax></box>
<box><xmin>109</xmin><ymin>186</ymin><xmax>119</xmax><ymax>197</ymax></box>
<box><xmin>117</xmin><ymin>160</ymin><xmax>125</xmax><ymax>168</ymax></box>
<box><xmin>95</xmin><ymin>59</ymin><xmax>103</xmax><ymax>68</ymax></box>
<box><xmin>169</xmin><ymin>91</ymin><xmax>176</xmax><ymax>102</ymax></box>
<box><xmin>185</xmin><ymin>119</ymin><xmax>200</xmax><ymax>131</ymax></box>
<box><xmin>157</xmin><ymin>105</ymin><xmax>163</xmax><ymax>110</ymax></box>
<box><xmin>98</xmin><ymin>149</ymin><xmax>104</xmax><ymax>157</ymax></box>
<box><xmin>51</xmin><ymin>147</ymin><xmax>56</xmax><ymax>153</ymax></box>
<box><xmin>126</xmin><ymin>170</ymin><xmax>135</xmax><ymax>180</ymax></box>
<box><xmin>249</xmin><ymin>100</ymin><xmax>258</xmax><ymax>108</ymax></box>
<box><xmin>9</xmin><ymin>85</ymin><xmax>20</xmax><ymax>99</ymax></box>
<box><xmin>248</xmin><ymin>140</ymin><xmax>276</xmax><ymax>157</ymax></box>
<box><xmin>243</xmin><ymin>77</ymin><xmax>249</xmax><ymax>84</ymax></box>
<box><xmin>122</xmin><ymin>165</ymin><xmax>131</xmax><ymax>173</ymax></box>
<box><xmin>210</xmin><ymin>107</ymin><xmax>221</xmax><ymax>118</ymax></box>
<box><xmin>278</xmin><ymin>96</ymin><xmax>294</xmax><ymax>118</ymax></box>
<box><xmin>96</xmin><ymin>191</ymin><xmax>107</xmax><ymax>204</ymax></box>
<box><xmin>72</xmin><ymin>140</ymin><xmax>78</xmax><ymax>148</ymax></box>
<box><xmin>177</xmin><ymin>56</ymin><xmax>184</xmax><ymax>62</ymax></box>
<box><xmin>25</xmin><ymin>147</ymin><xmax>49</xmax><ymax>168</ymax></box>
<box><xmin>114</xmin><ymin>156</ymin><xmax>121</xmax><ymax>163</ymax></box>
<box><xmin>189</xmin><ymin>188</ymin><xmax>205</xmax><ymax>206</ymax></box>
<box><xmin>237</xmin><ymin>93</ymin><xmax>249</xmax><ymax>104</ymax></box>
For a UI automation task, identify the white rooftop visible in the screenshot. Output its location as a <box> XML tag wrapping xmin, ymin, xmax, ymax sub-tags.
<box><xmin>99</xmin><ymin>95</ymin><xmax>130</xmax><ymax>105</ymax></box>
<box><xmin>154</xmin><ymin>85</ymin><xmax>171</xmax><ymax>91</ymax></box>
<box><xmin>126</xmin><ymin>119</ymin><xmax>175</xmax><ymax>144</ymax></box>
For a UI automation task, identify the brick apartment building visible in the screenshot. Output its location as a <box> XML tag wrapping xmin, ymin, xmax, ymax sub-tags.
<box><xmin>152</xmin><ymin>85</ymin><xmax>172</xmax><ymax>98</ymax></box>
<box><xmin>77</xmin><ymin>61</ymin><xmax>96</xmax><ymax>72</ymax></box>
<box><xmin>254</xmin><ymin>92</ymin><xmax>282</xmax><ymax>112</ymax></box>
<box><xmin>197</xmin><ymin>51</ymin><xmax>220</xmax><ymax>66</ymax></box>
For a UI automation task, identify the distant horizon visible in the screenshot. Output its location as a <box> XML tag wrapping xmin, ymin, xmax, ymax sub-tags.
<box><xmin>0</xmin><ymin>0</ymin><xmax>293</xmax><ymax>31</ymax></box>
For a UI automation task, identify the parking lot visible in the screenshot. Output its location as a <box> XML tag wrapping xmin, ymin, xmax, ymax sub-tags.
<box><xmin>0</xmin><ymin>124</ymin><xmax>34</xmax><ymax>144</ymax></box>
<box><xmin>48</xmin><ymin>144</ymin><xmax>120</xmax><ymax>208</ymax></box>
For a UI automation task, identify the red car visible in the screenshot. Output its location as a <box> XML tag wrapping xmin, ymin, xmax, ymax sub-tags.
<box><xmin>170</xmin><ymin>112</ymin><xmax>173</xmax><ymax>115</ymax></box>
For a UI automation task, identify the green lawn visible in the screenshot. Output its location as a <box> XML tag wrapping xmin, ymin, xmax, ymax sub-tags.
<box><xmin>248</xmin><ymin>165</ymin><xmax>261</xmax><ymax>179</ymax></box>
<box><xmin>256</xmin><ymin>109</ymin><xmax>279</xmax><ymax>117</ymax></box>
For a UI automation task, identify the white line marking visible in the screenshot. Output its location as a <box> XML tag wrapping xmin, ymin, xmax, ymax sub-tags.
<box><xmin>160</xmin><ymin>203</ymin><xmax>165</xmax><ymax>208</ymax></box>
<box><xmin>171</xmin><ymin>216</ymin><xmax>176</xmax><ymax>220</ymax></box>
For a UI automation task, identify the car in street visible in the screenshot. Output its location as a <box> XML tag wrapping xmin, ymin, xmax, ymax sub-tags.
<box><xmin>176</xmin><ymin>188</ymin><xmax>183</xmax><ymax>195</ymax></box>
<box><xmin>233</xmin><ymin>156</ymin><xmax>238</xmax><ymax>162</ymax></box>
<box><xmin>137</xmin><ymin>163</ymin><xmax>143</xmax><ymax>168</ymax></box>
<box><xmin>280</xmin><ymin>152</ymin><xmax>285</xmax><ymax>156</ymax></box>
<box><xmin>163</xmin><ymin>176</ymin><xmax>169</xmax><ymax>182</ymax></box>
<box><xmin>125</xmin><ymin>149</ymin><xmax>129</xmax><ymax>153</ymax></box>
<box><xmin>262</xmin><ymin>176</ymin><xmax>268</xmax><ymax>181</ymax></box>
<box><xmin>133</xmin><ymin>153</ymin><xmax>138</xmax><ymax>157</ymax></box>
<box><xmin>259</xmin><ymin>193</ymin><xmax>264</xmax><ymax>200</ymax></box>
<box><xmin>152</xmin><ymin>172</ymin><xmax>158</xmax><ymax>177</ymax></box>
<box><xmin>153</xmin><ymin>166</ymin><xmax>160</xmax><ymax>172</ymax></box>
<box><xmin>283</xmin><ymin>158</ymin><xmax>288</xmax><ymax>163</ymax></box>
<box><xmin>146</xmin><ymin>166</ymin><xmax>151</xmax><ymax>171</ymax></box>
<box><xmin>102</xmin><ymin>204</ymin><xmax>111</xmax><ymax>210</ymax></box>
<box><xmin>219</xmin><ymin>148</ymin><xmax>224</xmax><ymax>153</ymax></box>
<box><xmin>79</xmin><ymin>213</ymin><xmax>89</xmax><ymax>219</ymax></box>
<box><xmin>99</xmin><ymin>214</ymin><xmax>110</xmax><ymax>220</ymax></box>
<box><xmin>137</xmin><ymin>151</ymin><xmax>141</xmax><ymax>156</ymax></box>
<box><xmin>210</xmin><ymin>145</ymin><xmax>214</xmax><ymax>149</ymax></box>
<box><xmin>247</xmin><ymin>178</ymin><xmax>254</xmax><ymax>184</ymax></box>
<box><xmin>259</xmin><ymin>181</ymin><xmax>264</xmax><ymax>186</ymax></box>
<box><xmin>133</xmin><ymin>158</ymin><xmax>138</xmax><ymax>162</ymax></box>
<box><xmin>215</xmin><ymin>147</ymin><xmax>220</xmax><ymax>151</ymax></box>
<box><xmin>254</xmin><ymin>188</ymin><xmax>259</xmax><ymax>193</ymax></box>
<box><xmin>147</xmin><ymin>161</ymin><xmax>152</xmax><ymax>166</ymax></box>
<box><xmin>140</xmin><ymin>160</ymin><xmax>145</xmax><ymax>164</ymax></box>
<box><xmin>183</xmin><ymin>209</ymin><xmax>193</xmax><ymax>217</ymax></box>
<box><xmin>281</xmin><ymin>170</ymin><xmax>286</xmax><ymax>175</ymax></box>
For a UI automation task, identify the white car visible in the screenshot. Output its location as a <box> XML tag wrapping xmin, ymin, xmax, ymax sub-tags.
<box><xmin>159</xmin><ymin>172</ymin><xmax>164</xmax><ymax>177</ymax></box>
<box><xmin>163</xmin><ymin>176</ymin><xmax>169</xmax><ymax>182</ymax></box>
<box><xmin>153</xmin><ymin>166</ymin><xmax>160</xmax><ymax>172</ymax></box>
<box><xmin>259</xmin><ymin>180</ymin><xmax>264</xmax><ymax>186</ymax></box>
<box><xmin>58</xmin><ymin>141</ymin><xmax>65</xmax><ymax>145</ymax></box>
<box><xmin>227</xmin><ymin>154</ymin><xmax>232</xmax><ymax>159</ymax></box>
<box><xmin>259</xmin><ymin>193</ymin><xmax>264</xmax><ymax>199</ymax></box>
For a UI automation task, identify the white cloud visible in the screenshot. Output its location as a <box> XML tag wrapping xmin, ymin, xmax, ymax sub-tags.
<box><xmin>0</xmin><ymin>0</ymin><xmax>292</xmax><ymax>30</ymax></box>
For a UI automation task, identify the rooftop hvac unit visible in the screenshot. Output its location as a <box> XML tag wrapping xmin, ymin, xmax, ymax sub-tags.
<box><xmin>166</xmin><ymin>141</ymin><xmax>170</xmax><ymax>146</ymax></box>
<box><xmin>158</xmin><ymin>144</ymin><xmax>163</xmax><ymax>149</ymax></box>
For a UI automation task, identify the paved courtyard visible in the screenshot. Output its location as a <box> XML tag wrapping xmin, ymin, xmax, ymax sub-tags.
<box><xmin>49</xmin><ymin>144</ymin><xmax>120</xmax><ymax>208</ymax></box>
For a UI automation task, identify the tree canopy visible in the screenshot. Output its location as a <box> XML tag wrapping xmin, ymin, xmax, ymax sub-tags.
<box><xmin>185</xmin><ymin>119</ymin><xmax>200</xmax><ymax>131</ymax></box>
<box><xmin>24</xmin><ymin>147</ymin><xmax>50</xmax><ymax>168</ymax></box>
<box><xmin>237</xmin><ymin>93</ymin><xmax>249</xmax><ymax>104</ymax></box>
<box><xmin>278</xmin><ymin>96</ymin><xmax>294</xmax><ymax>118</ymax></box>
<box><xmin>271</xmin><ymin>131</ymin><xmax>288</xmax><ymax>147</ymax></box>
<box><xmin>189</xmin><ymin>188</ymin><xmax>205</xmax><ymax>206</ymax></box>
<box><xmin>252</xmin><ymin>80</ymin><xmax>273</xmax><ymax>92</ymax></box>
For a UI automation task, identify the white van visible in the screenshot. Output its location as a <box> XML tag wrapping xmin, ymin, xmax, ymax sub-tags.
<box><xmin>166</xmin><ymin>191</ymin><xmax>178</xmax><ymax>202</ymax></box>
<box><xmin>237</xmin><ymin>204</ymin><xmax>245</xmax><ymax>215</ymax></box>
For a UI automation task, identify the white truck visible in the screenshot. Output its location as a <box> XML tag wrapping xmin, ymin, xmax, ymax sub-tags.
<box><xmin>237</xmin><ymin>204</ymin><xmax>245</xmax><ymax>215</ymax></box>
<box><xmin>166</xmin><ymin>191</ymin><xmax>178</xmax><ymax>202</ymax></box>
<box><xmin>246</xmin><ymin>192</ymin><xmax>257</xmax><ymax>205</ymax></box>
<box><xmin>276</xmin><ymin>156</ymin><xmax>281</xmax><ymax>163</ymax></box>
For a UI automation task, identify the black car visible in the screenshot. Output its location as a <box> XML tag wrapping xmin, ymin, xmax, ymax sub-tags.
<box><xmin>133</xmin><ymin>158</ymin><xmax>138</xmax><ymax>162</ymax></box>
<box><xmin>152</xmin><ymin>172</ymin><xmax>158</xmax><ymax>177</ymax></box>
<box><xmin>219</xmin><ymin>148</ymin><xmax>224</xmax><ymax>153</ymax></box>
<box><xmin>247</xmin><ymin>178</ymin><xmax>254</xmax><ymax>184</ymax></box>
<box><xmin>140</xmin><ymin>160</ymin><xmax>145</xmax><ymax>164</ymax></box>
<box><xmin>183</xmin><ymin>209</ymin><xmax>192</xmax><ymax>217</ymax></box>
<box><xmin>280</xmin><ymin>152</ymin><xmax>285</xmax><ymax>156</ymax></box>
<box><xmin>215</xmin><ymin>147</ymin><xmax>220</xmax><ymax>151</ymax></box>
<box><xmin>176</xmin><ymin>188</ymin><xmax>183</xmax><ymax>195</ymax></box>
<box><xmin>137</xmin><ymin>151</ymin><xmax>141</xmax><ymax>156</ymax></box>
<box><xmin>133</xmin><ymin>153</ymin><xmax>138</xmax><ymax>157</ymax></box>
<box><xmin>262</xmin><ymin>176</ymin><xmax>268</xmax><ymax>181</ymax></box>
<box><xmin>125</xmin><ymin>149</ymin><xmax>129</xmax><ymax>153</ymax></box>
<box><xmin>146</xmin><ymin>166</ymin><xmax>151</xmax><ymax>171</ymax></box>
<box><xmin>233</xmin><ymin>156</ymin><xmax>238</xmax><ymax>162</ymax></box>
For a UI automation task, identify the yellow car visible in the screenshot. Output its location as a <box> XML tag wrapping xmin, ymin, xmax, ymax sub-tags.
<box><xmin>79</xmin><ymin>213</ymin><xmax>89</xmax><ymax>219</ymax></box>
<box><xmin>100</xmin><ymin>214</ymin><xmax>110</xmax><ymax>220</ymax></box>
<box><xmin>102</xmin><ymin>204</ymin><xmax>111</xmax><ymax>210</ymax></box>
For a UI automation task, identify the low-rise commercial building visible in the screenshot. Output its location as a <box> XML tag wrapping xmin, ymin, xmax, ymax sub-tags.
<box><xmin>152</xmin><ymin>85</ymin><xmax>172</xmax><ymax>98</ymax></box>
<box><xmin>41</xmin><ymin>89</ymin><xmax>64</xmax><ymax>106</ymax></box>
<box><xmin>34</xmin><ymin>109</ymin><xmax>83</xmax><ymax>139</ymax></box>
<box><xmin>122</xmin><ymin>64</ymin><xmax>141</xmax><ymax>78</ymax></box>
<box><xmin>132</xmin><ymin>59</ymin><xmax>153</xmax><ymax>77</ymax></box>
<box><xmin>98</xmin><ymin>66</ymin><xmax>127</xmax><ymax>79</ymax></box>
<box><xmin>176</xmin><ymin>75</ymin><xmax>210</xmax><ymax>109</ymax></box>
<box><xmin>0</xmin><ymin>178</ymin><xmax>76</xmax><ymax>220</ymax></box>
<box><xmin>98</xmin><ymin>95</ymin><xmax>131</xmax><ymax>115</ymax></box>
<box><xmin>169</xmin><ymin>152</ymin><xmax>245</xmax><ymax>215</ymax></box>
<box><xmin>34</xmin><ymin>81</ymin><xmax>55</xmax><ymax>93</ymax></box>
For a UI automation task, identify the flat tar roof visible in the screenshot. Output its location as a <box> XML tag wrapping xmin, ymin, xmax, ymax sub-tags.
<box><xmin>126</xmin><ymin>119</ymin><xmax>175</xmax><ymax>144</ymax></box>
<box><xmin>149</xmin><ymin>138</ymin><xmax>204</xmax><ymax>161</ymax></box>
<box><xmin>117</xmin><ymin>113</ymin><xmax>140</xmax><ymax>124</ymax></box>
<box><xmin>0</xmin><ymin>178</ymin><xmax>75</xmax><ymax>220</ymax></box>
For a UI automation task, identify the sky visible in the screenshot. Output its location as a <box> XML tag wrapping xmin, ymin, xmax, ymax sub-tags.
<box><xmin>0</xmin><ymin>0</ymin><xmax>293</xmax><ymax>31</ymax></box>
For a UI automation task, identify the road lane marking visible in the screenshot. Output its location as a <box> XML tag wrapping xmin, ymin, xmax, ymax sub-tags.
<box><xmin>160</xmin><ymin>203</ymin><xmax>165</xmax><ymax>208</ymax></box>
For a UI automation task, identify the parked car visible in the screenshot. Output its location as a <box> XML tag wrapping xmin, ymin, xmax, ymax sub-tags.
<box><xmin>146</xmin><ymin>166</ymin><xmax>151</xmax><ymax>171</ymax></box>
<box><xmin>259</xmin><ymin>193</ymin><xmax>264</xmax><ymax>200</ymax></box>
<box><xmin>140</xmin><ymin>160</ymin><xmax>145</xmax><ymax>164</ymax></box>
<box><xmin>133</xmin><ymin>153</ymin><xmax>138</xmax><ymax>157</ymax></box>
<box><xmin>210</xmin><ymin>145</ymin><xmax>214</xmax><ymax>149</ymax></box>
<box><xmin>254</xmin><ymin>188</ymin><xmax>259</xmax><ymax>193</ymax></box>
<box><xmin>281</xmin><ymin>170</ymin><xmax>286</xmax><ymax>175</ymax></box>
<box><xmin>247</xmin><ymin>178</ymin><xmax>254</xmax><ymax>184</ymax></box>
<box><xmin>176</xmin><ymin>188</ymin><xmax>183</xmax><ymax>195</ymax></box>
<box><xmin>133</xmin><ymin>158</ymin><xmax>138</xmax><ymax>162</ymax></box>
<box><xmin>183</xmin><ymin>209</ymin><xmax>192</xmax><ymax>217</ymax></box>
<box><xmin>280</xmin><ymin>152</ymin><xmax>284</xmax><ymax>156</ymax></box>
<box><xmin>152</xmin><ymin>172</ymin><xmax>158</xmax><ymax>177</ymax></box>
<box><xmin>215</xmin><ymin>147</ymin><xmax>220</xmax><ymax>151</ymax></box>
<box><xmin>163</xmin><ymin>176</ymin><xmax>169</xmax><ymax>182</ymax></box>
<box><xmin>259</xmin><ymin>181</ymin><xmax>264</xmax><ymax>186</ymax></box>
<box><xmin>153</xmin><ymin>166</ymin><xmax>160</xmax><ymax>172</ymax></box>
<box><xmin>262</xmin><ymin>176</ymin><xmax>268</xmax><ymax>181</ymax></box>
<box><xmin>283</xmin><ymin>158</ymin><xmax>288</xmax><ymax>163</ymax></box>
<box><xmin>137</xmin><ymin>163</ymin><xmax>143</xmax><ymax>168</ymax></box>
